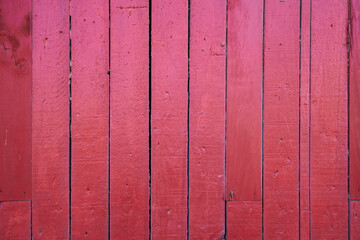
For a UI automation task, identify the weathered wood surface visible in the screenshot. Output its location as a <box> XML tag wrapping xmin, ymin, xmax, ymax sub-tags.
<box><xmin>263</xmin><ymin>0</ymin><xmax>300</xmax><ymax>238</ymax></box>
<box><xmin>350</xmin><ymin>0</ymin><xmax>360</xmax><ymax>200</ymax></box>
<box><xmin>71</xmin><ymin>0</ymin><xmax>109</xmax><ymax>238</ymax></box>
<box><xmin>151</xmin><ymin>0</ymin><xmax>188</xmax><ymax>238</ymax></box>
<box><xmin>189</xmin><ymin>0</ymin><xmax>226</xmax><ymax>239</ymax></box>
<box><xmin>0</xmin><ymin>201</ymin><xmax>31</xmax><ymax>239</ymax></box>
<box><xmin>227</xmin><ymin>202</ymin><xmax>262</xmax><ymax>240</ymax></box>
<box><xmin>0</xmin><ymin>0</ymin><xmax>354</xmax><ymax>239</ymax></box>
<box><xmin>310</xmin><ymin>0</ymin><xmax>348</xmax><ymax>238</ymax></box>
<box><xmin>300</xmin><ymin>0</ymin><xmax>311</xmax><ymax>239</ymax></box>
<box><xmin>110</xmin><ymin>0</ymin><xmax>149</xmax><ymax>239</ymax></box>
<box><xmin>32</xmin><ymin>0</ymin><xmax>70</xmax><ymax>238</ymax></box>
<box><xmin>351</xmin><ymin>201</ymin><xmax>360</xmax><ymax>239</ymax></box>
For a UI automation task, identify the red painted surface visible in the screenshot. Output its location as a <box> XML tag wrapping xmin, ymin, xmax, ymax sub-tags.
<box><xmin>226</xmin><ymin>0</ymin><xmax>263</xmax><ymax>238</ymax></box>
<box><xmin>0</xmin><ymin>1</ymin><xmax>355</xmax><ymax>239</ymax></box>
<box><xmin>151</xmin><ymin>0</ymin><xmax>188</xmax><ymax>238</ymax></box>
<box><xmin>264</xmin><ymin>0</ymin><xmax>300</xmax><ymax>238</ymax></box>
<box><xmin>350</xmin><ymin>201</ymin><xmax>360</xmax><ymax>239</ymax></box>
<box><xmin>0</xmin><ymin>201</ymin><xmax>30</xmax><ymax>239</ymax></box>
<box><xmin>310</xmin><ymin>0</ymin><xmax>348</xmax><ymax>238</ymax></box>
<box><xmin>71</xmin><ymin>0</ymin><xmax>109</xmax><ymax>238</ymax></box>
<box><xmin>0</xmin><ymin>0</ymin><xmax>31</xmax><ymax>201</ymax></box>
<box><xmin>300</xmin><ymin>0</ymin><xmax>311</xmax><ymax>239</ymax></box>
<box><xmin>350</xmin><ymin>0</ymin><xmax>360</xmax><ymax>200</ymax></box>
<box><xmin>32</xmin><ymin>0</ymin><xmax>70</xmax><ymax>238</ymax></box>
<box><xmin>110</xmin><ymin>0</ymin><xmax>149</xmax><ymax>239</ymax></box>
<box><xmin>227</xmin><ymin>202</ymin><xmax>262</xmax><ymax>240</ymax></box>
<box><xmin>189</xmin><ymin>0</ymin><xmax>226</xmax><ymax>239</ymax></box>
<box><xmin>226</xmin><ymin>0</ymin><xmax>262</xmax><ymax>202</ymax></box>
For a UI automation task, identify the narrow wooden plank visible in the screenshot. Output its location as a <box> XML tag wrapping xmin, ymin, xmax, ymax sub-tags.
<box><xmin>350</xmin><ymin>201</ymin><xmax>360</xmax><ymax>239</ymax></box>
<box><xmin>0</xmin><ymin>201</ymin><xmax>31</xmax><ymax>239</ymax></box>
<box><xmin>350</xmin><ymin>0</ymin><xmax>360</xmax><ymax>200</ymax></box>
<box><xmin>189</xmin><ymin>0</ymin><xmax>226</xmax><ymax>238</ymax></box>
<box><xmin>32</xmin><ymin>0</ymin><xmax>69</xmax><ymax>238</ymax></box>
<box><xmin>71</xmin><ymin>0</ymin><xmax>109</xmax><ymax>238</ymax></box>
<box><xmin>110</xmin><ymin>0</ymin><xmax>149</xmax><ymax>239</ymax></box>
<box><xmin>227</xmin><ymin>202</ymin><xmax>262</xmax><ymax>240</ymax></box>
<box><xmin>0</xmin><ymin>0</ymin><xmax>31</xmax><ymax>201</ymax></box>
<box><xmin>310</xmin><ymin>1</ymin><xmax>348</xmax><ymax>238</ymax></box>
<box><xmin>300</xmin><ymin>0</ymin><xmax>311</xmax><ymax>239</ymax></box>
<box><xmin>263</xmin><ymin>0</ymin><xmax>300</xmax><ymax>238</ymax></box>
<box><xmin>151</xmin><ymin>0</ymin><xmax>188</xmax><ymax>238</ymax></box>
<box><xmin>226</xmin><ymin>0</ymin><xmax>263</xmax><ymax>202</ymax></box>
<box><xmin>226</xmin><ymin>0</ymin><xmax>263</xmax><ymax>238</ymax></box>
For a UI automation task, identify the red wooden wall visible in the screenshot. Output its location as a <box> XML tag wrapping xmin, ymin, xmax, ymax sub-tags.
<box><xmin>0</xmin><ymin>0</ymin><xmax>359</xmax><ymax>239</ymax></box>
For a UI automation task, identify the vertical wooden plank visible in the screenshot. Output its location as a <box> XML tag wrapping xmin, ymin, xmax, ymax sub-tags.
<box><xmin>226</xmin><ymin>0</ymin><xmax>263</xmax><ymax>238</ymax></box>
<box><xmin>71</xmin><ymin>0</ymin><xmax>109</xmax><ymax>238</ymax></box>
<box><xmin>226</xmin><ymin>0</ymin><xmax>263</xmax><ymax>203</ymax></box>
<box><xmin>350</xmin><ymin>0</ymin><xmax>360</xmax><ymax>200</ymax></box>
<box><xmin>0</xmin><ymin>0</ymin><xmax>31</xmax><ymax>201</ymax></box>
<box><xmin>0</xmin><ymin>201</ymin><xmax>31</xmax><ymax>239</ymax></box>
<box><xmin>151</xmin><ymin>0</ymin><xmax>188</xmax><ymax>238</ymax></box>
<box><xmin>32</xmin><ymin>0</ymin><xmax>69</xmax><ymax>238</ymax></box>
<box><xmin>300</xmin><ymin>0</ymin><xmax>311</xmax><ymax>239</ymax></box>
<box><xmin>349</xmin><ymin>2</ymin><xmax>360</xmax><ymax>238</ymax></box>
<box><xmin>227</xmin><ymin>202</ymin><xmax>262</xmax><ymax>240</ymax></box>
<box><xmin>189</xmin><ymin>0</ymin><xmax>226</xmax><ymax>239</ymax></box>
<box><xmin>350</xmin><ymin>201</ymin><xmax>360</xmax><ymax>239</ymax></box>
<box><xmin>310</xmin><ymin>1</ymin><xmax>348</xmax><ymax>238</ymax></box>
<box><xmin>264</xmin><ymin>0</ymin><xmax>300</xmax><ymax>238</ymax></box>
<box><xmin>110</xmin><ymin>0</ymin><xmax>149</xmax><ymax>239</ymax></box>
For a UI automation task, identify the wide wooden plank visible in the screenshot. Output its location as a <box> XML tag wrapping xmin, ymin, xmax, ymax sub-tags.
<box><xmin>0</xmin><ymin>0</ymin><xmax>31</xmax><ymax>201</ymax></box>
<box><xmin>226</xmin><ymin>0</ymin><xmax>263</xmax><ymax>202</ymax></box>
<box><xmin>263</xmin><ymin>0</ymin><xmax>300</xmax><ymax>238</ymax></box>
<box><xmin>32</xmin><ymin>0</ymin><xmax>69</xmax><ymax>238</ymax></box>
<box><xmin>350</xmin><ymin>201</ymin><xmax>360</xmax><ymax>239</ymax></box>
<box><xmin>310</xmin><ymin>1</ymin><xmax>348</xmax><ymax>238</ymax></box>
<box><xmin>110</xmin><ymin>0</ymin><xmax>149</xmax><ymax>239</ymax></box>
<box><xmin>0</xmin><ymin>201</ymin><xmax>31</xmax><ymax>239</ymax></box>
<box><xmin>300</xmin><ymin>0</ymin><xmax>311</xmax><ymax>239</ymax></box>
<box><xmin>227</xmin><ymin>202</ymin><xmax>262</xmax><ymax>240</ymax></box>
<box><xmin>350</xmin><ymin>0</ymin><xmax>360</xmax><ymax>200</ymax></box>
<box><xmin>71</xmin><ymin>0</ymin><xmax>109</xmax><ymax>238</ymax></box>
<box><xmin>189</xmin><ymin>0</ymin><xmax>226</xmax><ymax>239</ymax></box>
<box><xmin>151</xmin><ymin>0</ymin><xmax>188</xmax><ymax>238</ymax></box>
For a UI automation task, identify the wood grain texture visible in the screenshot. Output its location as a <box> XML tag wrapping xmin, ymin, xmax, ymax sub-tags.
<box><xmin>350</xmin><ymin>0</ymin><xmax>360</xmax><ymax>200</ymax></box>
<box><xmin>350</xmin><ymin>201</ymin><xmax>360</xmax><ymax>239</ymax></box>
<box><xmin>300</xmin><ymin>0</ymin><xmax>311</xmax><ymax>239</ymax></box>
<box><xmin>32</xmin><ymin>0</ymin><xmax>70</xmax><ymax>238</ymax></box>
<box><xmin>151</xmin><ymin>0</ymin><xmax>188</xmax><ymax>238</ymax></box>
<box><xmin>263</xmin><ymin>0</ymin><xmax>300</xmax><ymax>238</ymax></box>
<box><xmin>226</xmin><ymin>0</ymin><xmax>263</xmax><ymax>202</ymax></box>
<box><xmin>110</xmin><ymin>0</ymin><xmax>149</xmax><ymax>239</ymax></box>
<box><xmin>227</xmin><ymin>202</ymin><xmax>262</xmax><ymax>240</ymax></box>
<box><xmin>0</xmin><ymin>0</ymin><xmax>31</xmax><ymax>201</ymax></box>
<box><xmin>189</xmin><ymin>0</ymin><xmax>226</xmax><ymax>238</ymax></box>
<box><xmin>310</xmin><ymin>1</ymin><xmax>348</xmax><ymax>238</ymax></box>
<box><xmin>0</xmin><ymin>201</ymin><xmax>31</xmax><ymax>239</ymax></box>
<box><xmin>71</xmin><ymin>0</ymin><xmax>109</xmax><ymax>238</ymax></box>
